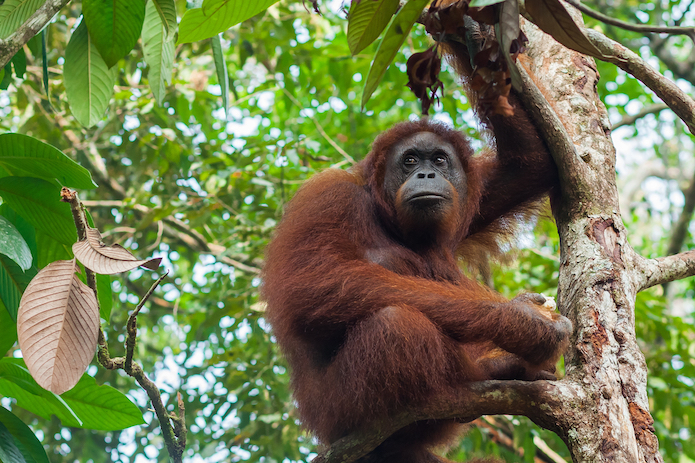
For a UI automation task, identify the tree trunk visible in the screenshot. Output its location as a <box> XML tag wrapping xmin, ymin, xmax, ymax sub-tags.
<box><xmin>523</xmin><ymin>15</ymin><xmax>663</xmax><ymax>463</ymax></box>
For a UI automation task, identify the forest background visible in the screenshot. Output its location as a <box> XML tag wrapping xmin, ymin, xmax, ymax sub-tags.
<box><xmin>0</xmin><ymin>0</ymin><xmax>695</xmax><ymax>462</ymax></box>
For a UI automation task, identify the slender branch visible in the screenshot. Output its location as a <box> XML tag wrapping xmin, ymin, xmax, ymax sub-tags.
<box><xmin>0</xmin><ymin>0</ymin><xmax>71</xmax><ymax>67</ymax></box>
<box><xmin>125</xmin><ymin>272</ymin><xmax>168</xmax><ymax>371</ymax></box>
<box><xmin>313</xmin><ymin>380</ymin><xmax>583</xmax><ymax>463</ymax></box>
<box><xmin>281</xmin><ymin>87</ymin><xmax>356</xmax><ymax>165</ymax></box>
<box><xmin>666</xmin><ymin>167</ymin><xmax>695</xmax><ymax>256</ymax></box>
<box><xmin>612</xmin><ymin>103</ymin><xmax>669</xmax><ymax>129</ymax></box>
<box><xmin>638</xmin><ymin>251</ymin><xmax>695</xmax><ymax>290</ymax></box>
<box><xmin>564</xmin><ymin>0</ymin><xmax>695</xmax><ymax>42</ymax></box>
<box><xmin>584</xmin><ymin>28</ymin><xmax>695</xmax><ymax>136</ymax></box>
<box><xmin>62</xmin><ymin>189</ymin><xmax>186</xmax><ymax>462</ymax></box>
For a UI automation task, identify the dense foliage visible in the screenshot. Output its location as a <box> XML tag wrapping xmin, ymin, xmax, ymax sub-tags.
<box><xmin>0</xmin><ymin>0</ymin><xmax>694</xmax><ymax>462</ymax></box>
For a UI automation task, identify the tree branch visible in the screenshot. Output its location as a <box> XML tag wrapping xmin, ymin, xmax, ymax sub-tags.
<box><xmin>564</xmin><ymin>0</ymin><xmax>695</xmax><ymax>42</ymax></box>
<box><xmin>666</xmin><ymin>167</ymin><xmax>695</xmax><ymax>256</ymax></box>
<box><xmin>313</xmin><ymin>380</ymin><xmax>583</xmax><ymax>463</ymax></box>
<box><xmin>0</xmin><ymin>0</ymin><xmax>71</xmax><ymax>68</ymax></box>
<box><xmin>638</xmin><ymin>251</ymin><xmax>695</xmax><ymax>290</ymax></box>
<box><xmin>584</xmin><ymin>28</ymin><xmax>695</xmax><ymax>136</ymax></box>
<box><xmin>612</xmin><ymin>103</ymin><xmax>669</xmax><ymax>129</ymax></box>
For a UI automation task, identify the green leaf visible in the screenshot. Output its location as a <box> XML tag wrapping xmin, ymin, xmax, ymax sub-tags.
<box><xmin>142</xmin><ymin>0</ymin><xmax>175</xmax><ymax>105</ymax></box>
<box><xmin>0</xmin><ymin>300</ymin><xmax>17</xmax><ymax>355</ymax></box>
<box><xmin>178</xmin><ymin>0</ymin><xmax>281</xmax><ymax>44</ymax></box>
<box><xmin>469</xmin><ymin>0</ymin><xmax>504</xmax><ymax>6</ymax></box>
<box><xmin>347</xmin><ymin>0</ymin><xmax>400</xmax><ymax>55</ymax></box>
<box><xmin>0</xmin><ymin>359</ymin><xmax>81</xmax><ymax>427</ymax></box>
<box><xmin>0</xmin><ymin>64</ymin><xmax>11</xmax><ymax>90</ymax></box>
<box><xmin>35</xmin><ymin>230</ymin><xmax>72</xmax><ymax>268</ymax></box>
<box><xmin>61</xmin><ymin>374</ymin><xmax>145</xmax><ymax>430</ymax></box>
<box><xmin>152</xmin><ymin>0</ymin><xmax>177</xmax><ymax>40</ymax></box>
<box><xmin>0</xmin><ymin>254</ymin><xmax>35</xmax><ymax>320</ymax></box>
<box><xmin>0</xmin><ymin>217</ymin><xmax>31</xmax><ymax>270</ymax></box>
<box><xmin>10</xmin><ymin>48</ymin><xmax>26</xmax><ymax>78</ymax></box>
<box><xmin>0</xmin><ymin>405</ymin><xmax>50</xmax><ymax>463</ymax></box>
<box><xmin>0</xmin><ymin>177</ymin><xmax>76</xmax><ymax>246</ymax></box>
<box><xmin>82</xmin><ymin>0</ymin><xmax>147</xmax><ymax>68</ymax></box>
<box><xmin>0</xmin><ymin>133</ymin><xmax>97</xmax><ymax>189</ymax></box>
<box><xmin>0</xmin><ymin>419</ymin><xmax>24</xmax><ymax>463</ymax></box>
<box><xmin>64</xmin><ymin>20</ymin><xmax>118</xmax><ymax>128</ymax></box>
<box><xmin>211</xmin><ymin>34</ymin><xmax>229</xmax><ymax>119</ymax></box>
<box><xmin>96</xmin><ymin>273</ymin><xmax>112</xmax><ymax>321</ymax></box>
<box><xmin>361</xmin><ymin>0</ymin><xmax>430</xmax><ymax>108</ymax></box>
<box><xmin>0</xmin><ymin>0</ymin><xmax>44</xmax><ymax>39</ymax></box>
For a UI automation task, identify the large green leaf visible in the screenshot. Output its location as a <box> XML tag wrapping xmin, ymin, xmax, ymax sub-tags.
<box><xmin>96</xmin><ymin>273</ymin><xmax>113</xmax><ymax>321</ymax></box>
<box><xmin>0</xmin><ymin>133</ymin><xmax>97</xmax><ymax>189</ymax></box>
<box><xmin>0</xmin><ymin>359</ymin><xmax>81</xmax><ymax>427</ymax></box>
<box><xmin>0</xmin><ymin>216</ymin><xmax>31</xmax><ymax>270</ymax></box>
<box><xmin>61</xmin><ymin>374</ymin><xmax>145</xmax><ymax>430</ymax></box>
<box><xmin>0</xmin><ymin>0</ymin><xmax>44</xmax><ymax>39</ymax></box>
<box><xmin>361</xmin><ymin>0</ymin><xmax>430</xmax><ymax>108</ymax></box>
<box><xmin>152</xmin><ymin>0</ymin><xmax>177</xmax><ymax>39</ymax></box>
<box><xmin>142</xmin><ymin>0</ymin><xmax>175</xmax><ymax>105</ymax></box>
<box><xmin>0</xmin><ymin>300</ymin><xmax>17</xmax><ymax>355</ymax></box>
<box><xmin>0</xmin><ymin>254</ymin><xmax>35</xmax><ymax>321</ymax></box>
<box><xmin>0</xmin><ymin>177</ymin><xmax>76</xmax><ymax>246</ymax></box>
<box><xmin>35</xmin><ymin>230</ymin><xmax>72</xmax><ymax>269</ymax></box>
<box><xmin>178</xmin><ymin>0</ymin><xmax>281</xmax><ymax>44</ymax></box>
<box><xmin>211</xmin><ymin>34</ymin><xmax>229</xmax><ymax>118</ymax></box>
<box><xmin>0</xmin><ymin>405</ymin><xmax>49</xmax><ymax>463</ymax></box>
<box><xmin>64</xmin><ymin>20</ymin><xmax>118</xmax><ymax>128</ymax></box>
<box><xmin>82</xmin><ymin>0</ymin><xmax>147</xmax><ymax>68</ymax></box>
<box><xmin>347</xmin><ymin>0</ymin><xmax>399</xmax><ymax>55</ymax></box>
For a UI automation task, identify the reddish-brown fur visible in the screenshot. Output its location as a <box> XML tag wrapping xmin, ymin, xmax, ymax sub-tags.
<box><xmin>262</xmin><ymin>44</ymin><xmax>570</xmax><ymax>463</ymax></box>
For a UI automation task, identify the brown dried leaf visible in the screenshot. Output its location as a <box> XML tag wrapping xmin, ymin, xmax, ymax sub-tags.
<box><xmin>73</xmin><ymin>227</ymin><xmax>162</xmax><ymax>274</ymax></box>
<box><xmin>17</xmin><ymin>259</ymin><xmax>99</xmax><ymax>394</ymax></box>
<box><xmin>526</xmin><ymin>0</ymin><xmax>604</xmax><ymax>58</ymax></box>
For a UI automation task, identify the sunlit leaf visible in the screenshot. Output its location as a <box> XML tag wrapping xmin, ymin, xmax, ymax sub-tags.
<box><xmin>152</xmin><ymin>0</ymin><xmax>177</xmax><ymax>39</ymax></box>
<box><xmin>0</xmin><ymin>133</ymin><xmax>97</xmax><ymax>189</ymax></box>
<box><xmin>361</xmin><ymin>0</ymin><xmax>430</xmax><ymax>108</ymax></box>
<box><xmin>347</xmin><ymin>0</ymin><xmax>399</xmax><ymax>55</ymax></box>
<box><xmin>0</xmin><ymin>177</ymin><xmax>76</xmax><ymax>246</ymax></box>
<box><xmin>0</xmin><ymin>0</ymin><xmax>44</xmax><ymax>39</ymax></box>
<box><xmin>142</xmin><ymin>0</ymin><xmax>175</xmax><ymax>104</ymax></box>
<box><xmin>178</xmin><ymin>0</ymin><xmax>281</xmax><ymax>44</ymax></box>
<box><xmin>17</xmin><ymin>260</ymin><xmax>100</xmax><ymax>395</ymax></box>
<box><xmin>64</xmin><ymin>20</ymin><xmax>118</xmax><ymax>128</ymax></box>
<box><xmin>82</xmin><ymin>0</ymin><xmax>147</xmax><ymax>68</ymax></box>
<box><xmin>0</xmin><ymin>216</ymin><xmax>31</xmax><ymax>270</ymax></box>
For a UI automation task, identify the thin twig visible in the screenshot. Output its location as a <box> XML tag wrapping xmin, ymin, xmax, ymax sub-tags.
<box><xmin>281</xmin><ymin>87</ymin><xmax>356</xmax><ymax>164</ymax></box>
<box><xmin>564</xmin><ymin>0</ymin><xmax>695</xmax><ymax>42</ymax></box>
<box><xmin>62</xmin><ymin>189</ymin><xmax>186</xmax><ymax>462</ymax></box>
<box><xmin>585</xmin><ymin>28</ymin><xmax>695</xmax><ymax>136</ymax></box>
<box><xmin>125</xmin><ymin>272</ymin><xmax>168</xmax><ymax>371</ymax></box>
<box><xmin>611</xmin><ymin>103</ymin><xmax>669</xmax><ymax>129</ymax></box>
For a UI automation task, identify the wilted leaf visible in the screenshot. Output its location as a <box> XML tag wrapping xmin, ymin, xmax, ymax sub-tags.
<box><xmin>73</xmin><ymin>227</ymin><xmax>161</xmax><ymax>274</ymax></box>
<box><xmin>525</xmin><ymin>0</ymin><xmax>604</xmax><ymax>58</ymax></box>
<box><xmin>17</xmin><ymin>260</ymin><xmax>99</xmax><ymax>395</ymax></box>
<box><xmin>496</xmin><ymin>0</ymin><xmax>522</xmax><ymax>89</ymax></box>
